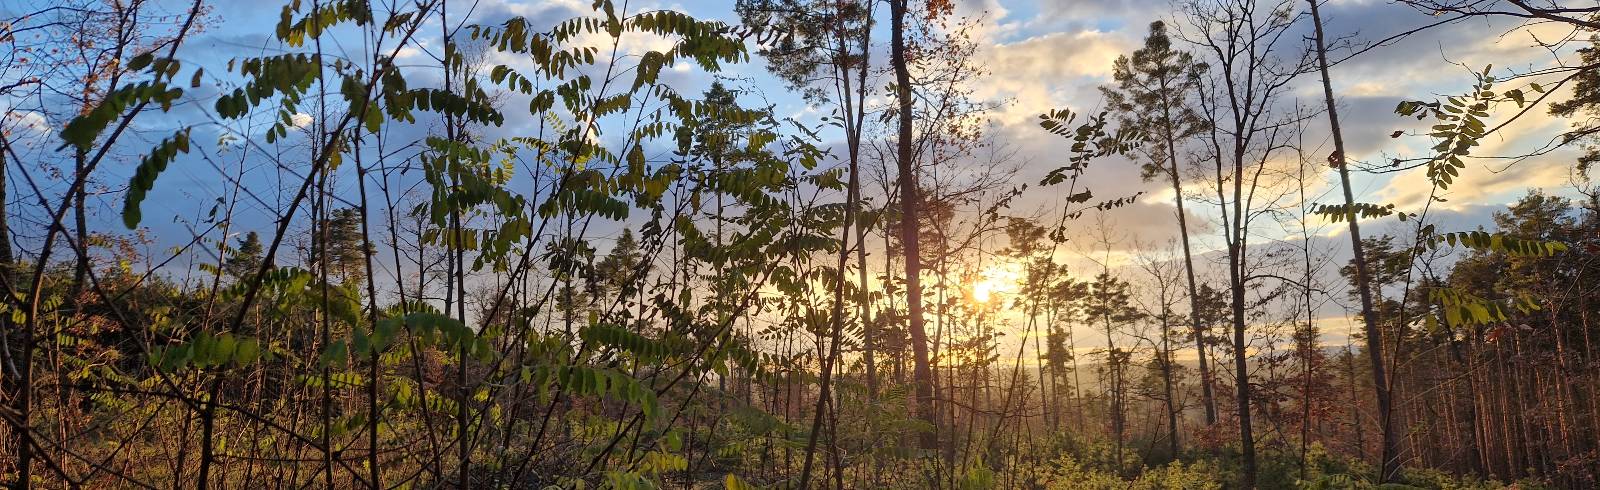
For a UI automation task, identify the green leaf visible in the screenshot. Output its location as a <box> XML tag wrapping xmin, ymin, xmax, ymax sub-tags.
<box><xmin>122</xmin><ymin>129</ymin><xmax>193</xmax><ymax>228</ymax></box>
<box><xmin>235</xmin><ymin>338</ymin><xmax>261</xmax><ymax>366</ymax></box>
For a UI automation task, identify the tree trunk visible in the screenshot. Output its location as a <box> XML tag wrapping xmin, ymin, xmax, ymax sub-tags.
<box><xmin>798</xmin><ymin>105</ymin><xmax>859</xmax><ymax>486</ymax></box>
<box><xmin>846</xmin><ymin>4</ymin><xmax>877</xmax><ymax>402</ymax></box>
<box><xmin>72</xmin><ymin>150</ymin><xmax>88</xmax><ymax>298</ymax></box>
<box><xmin>1035</xmin><ymin>305</ymin><xmax>1053</xmax><ymax>431</ymax></box>
<box><xmin>890</xmin><ymin>0</ymin><xmax>937</xmax><ymax>453</ymax></box>
<box><xmin>1228</xmin><ymin>238</ymin><xmax>1255</xmax><ymax>488</ymax></box>
<box><xmin>1101</xmin><ymin>291</ymin><xmax>1126</xmax><ymax>474</ymax></box>
<box><xmin>1160</xmin><ymin>310</ymin><xmax>1180</xmax><ymax>457</ymax></box>
<box><xmin>1445</xmin><ymin>322</ymin><xmax>1487</xmax><ymax>477</ymax></box>
<box><xmin>1161</xmin><ymin>95</ymin><xmax>1215</xmax><ymax>428</ymax></box>
<box><xmin>0</xmin><ymin>138</ymin><xmax>11</xmax><ymax>270</ymax></box>
<box><xmin>1307</xmin><ymin>0</ymin><xmax>1399</xmax><ymax>482</ymax></box>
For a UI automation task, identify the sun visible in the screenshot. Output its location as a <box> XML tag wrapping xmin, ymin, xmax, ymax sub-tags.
<box><xmin>973</xmin><ymin>280</ymin><xmax>995</xmax><ymax>304</ymax></box>
<box><xmin>971</xmin><ymin>262</ymin><xmax>1022</xmax><ymax>304</ymax></box>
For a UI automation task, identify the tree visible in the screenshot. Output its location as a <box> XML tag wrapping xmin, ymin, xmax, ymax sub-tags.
<box><xmin>310</xmin><ymin>208</ymin><xmax>370</xmax><ymax>286</ymax></box>
<box><xmin>734</xmin><ymin>0</ymin><xmax>878</xmax><ymax>388</ymax></box>
<box><xmin>1100</xmin><ymin>20</ymin><xmax>1216</xmax><ymax>426</ymax></box>
<box><xmin>1549</xmin><ymin>38</ymin><xmax>1600</xmax><ymax>176</ymax></box>
<box><xmin>2</xmin><ymin>0</ymin><xmax>208</xmax><ymax>480</ymax></box>
<box><xmin>1305</xmin><ymin>0</ymin><xmax>1400</xmax><ymax>481</ymax></box>
<box><xmin>1003</xmin><ymin>218</ymin><xmax>1058</xmax><ymax>431</ymax></box>
<box><xmin>1084</xmin><ymin>271</ymin><xmax>1144</xmax><ymax>473</ymax></box>
<box><xmin>1134</xmin><ymin>243</ymin><xmax>1189</xmax><ymax>457</ymax></box>
<box><xmin>12</xmin><ymin>0</ymin><xmax>1600</xmax><ymax>488</ymax></box>
<box><xmin>731</xmin><ymin>10</ymin><xmax>881</xmax><ymax>483</ymax></box>
<box><xmin>225</xmin><ymin>231</ymin><xmax>265</xmax><ymax>280</ymax></box>
<box><xmin>593</xmin><ymin>228</ymin><xmax>642</xmax><ymax>299</ymax></box>
<box><xmin>1043</xmin><ymin>266</ymin><xmax>1089</xmax><ymax>432</ymax></box>
<box><xmin>1181</xmin><ymin>0</ymin><xmax>1306</xmax><ymax>484</ymax></box>
<box><xmin>889</xmin><ymin>0</ymin><xmax>939</xmax><ymax>453</ymax></box>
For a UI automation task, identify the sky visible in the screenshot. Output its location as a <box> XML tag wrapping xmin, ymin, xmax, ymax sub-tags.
<box><xmin>3</xmin><ymin>0</ymin><xmax>1591</xmax><ymax>357</ymax></box>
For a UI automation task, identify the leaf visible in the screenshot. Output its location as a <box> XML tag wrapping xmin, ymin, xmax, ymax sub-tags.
<box><xmin>1312</xmin><ymin>202</ymin><xmax>1395</xmax><ymax>223</ymax></box>
<box><xmin>1425</xmin><ymin>231</ymin><xmax>1568</xmax><ymax>257</ymax></box>
<box><xmin>725</xmin><ymin>474</ymin><xmax>761</xmax><ymax>490</ymax></box>
<box><xmin>60</xmin><ymin>81</ymin><xmax>184</xmax><ymax>152</ymax></box>
<box><xmin>122</xmin><ymin>129</ymin><xmax>194</xmax><ymax>228</ymax></box>
<box><xmin>235</xmin><ymin>338</ymin><xmax>261</xmax><ymax>366</ymax></box>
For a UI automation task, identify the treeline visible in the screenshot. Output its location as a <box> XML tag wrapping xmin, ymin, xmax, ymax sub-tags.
<box><xmin>1</xmin><ymin>0</ymin><xmax>1599</xmax><ymax>489</ymax></box>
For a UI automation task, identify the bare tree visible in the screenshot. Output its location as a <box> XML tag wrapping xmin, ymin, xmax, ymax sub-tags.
<box><xmin>1180</xmin><ymin>0</ymin><xmax>1309</xmax><ymax>484</ymax></box>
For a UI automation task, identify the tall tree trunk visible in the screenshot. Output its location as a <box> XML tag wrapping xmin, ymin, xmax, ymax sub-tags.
<box><xmin>1035</xmin><ymin>304</ymin><xmax>1053</xmax><ymax>431</ymax></box>
<box><xmin>1161</xmin><ymin>97</ymin><xmax>1215</xmax><ymax>427</ymax></box>
<box><xmin>1445</xmin><ymin>322</ymin><xmax>1486</xmax><ymax>478</ymax></box>
<box><xmin>1159</xmin><ymin>310</ymin><xmax>1180</xmax><ymax>457</ymax></box>
<box><xmin>355</xmin><ymin>138</ymin><xmax>385</xmax><ymax>489</ymax></box>
<box><xmin>1494</xmin><ymin>341</ymin><xmax>1516</xmax><ymax>478</ymax></box>
<box><xmin>1307</xmin><ymin>0</ymin><xmax>1399</xmax><ymax>481</ymax></box>
<box><xmin>1099</xmin><ymin>276</ymin><xmax>1127</xmax><ymax>475</ymax></box>
<box><xmin>1346</xmin><ymin>346</ymin><xmax>1366</xmax><ymax>462</ymax></box>
<box><xmin>316</xmin><ymin>169</ymin><xmax>336</xmax><ymax>489</ymax></box>
<box><xmin>0</xmin><ymin>137</ymin><xmax>15</xmax><ymax>431</ymax></box>
<box><xmin>799</xmin><ymin>111</ymin><xmax>858</xmax><ymax>487</ymax></box>
<box><xmin>71</xmin><ymin>150</ymin><xmax>88</xmax><ymax>298</ymax></box>
<box><xmin>889</xmin><ymin>0</ymin><xmax>937</xmax><ymax>453</ymax></box>
<box><xmin>1228</xmin><ymin>236</ymin><xmax>1255</xmax><ymax>488</ymax></box>
<box><xmin>12</xmin><ymin>304</ymin><xmax>32</xmax><ymax>489</ymax></box>
<box><xmin>1070</xmin><ymin>321</ymin><xmax>1085</xmax><ymax>433</ymax></box>
<box><xmin>1297</xmin><ymin>135</ymin><xmax>1318</xmax><ymax>480</ymax></box>
<box><xmin>1216</xmin><ymin>79</ymin><xmax>1257</xmax><ymax>487</ymax></box>
<box><xmin>846</xmin><ymin>2</ymin><xmax>877</xmax><ymax>402</ymax></box>
<box><xmin>0</xmin><ymin>139</ymin><xmax>11</xmax><ymax>270</ymax></box>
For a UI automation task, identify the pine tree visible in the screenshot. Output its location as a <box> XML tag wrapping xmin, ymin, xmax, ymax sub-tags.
<box><xmin>1101</xmin><ymin>20</ymin><xmax>1216</xmax><ymax>426</ymax></box>
<box><xmin>1084</xmin><ymin>271</ymin><xmax>1144</xmax><ymax>473</ymax></box>
<box><xmin>226</xmin><ymin>231</ymin><xmax>265</xmax><ymax>281</ymax></box>
<box><xmin>310</xmin><ymin>208</ymin><xmax>369</xmax><ymax>286</ymax></box>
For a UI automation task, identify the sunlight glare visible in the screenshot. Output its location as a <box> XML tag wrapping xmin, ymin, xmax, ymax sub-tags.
<box><xmin>971</xmin><ymin>262</ymin><xmax>1022</xmax><ymax>304</ymax></box>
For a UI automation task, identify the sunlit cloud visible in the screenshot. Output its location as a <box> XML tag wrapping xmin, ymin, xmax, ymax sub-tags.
<box><xmin>970</xmin><ymin>29</ymin><xmax>1130</xmax><ymax>125</ymax></box>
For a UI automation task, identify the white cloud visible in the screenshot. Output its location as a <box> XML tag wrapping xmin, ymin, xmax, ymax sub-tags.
<box><xmin>1375</xmin><ymin>76</ymin><xmax>1585</xmax><ymax>211</ymax></box>
<box><xmin>971</xmin><ymin>30</ymin><xmax>1131</xmax><ymax>124</ymax></box>
<box><xmin>2</xmin><ymin>109</ymin><xmax>52</xmax><ymax>136</ymax></box>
